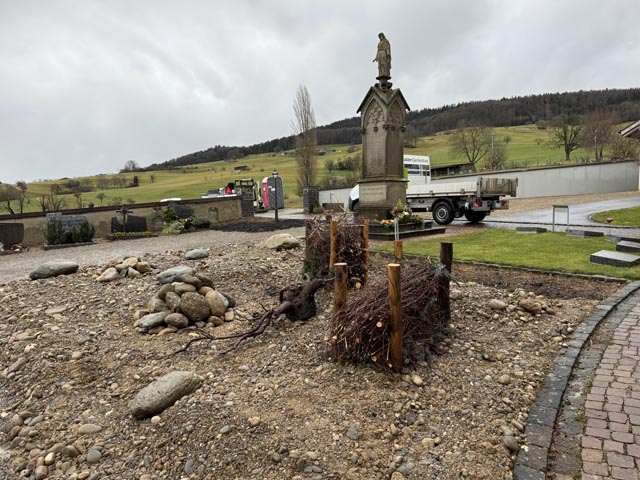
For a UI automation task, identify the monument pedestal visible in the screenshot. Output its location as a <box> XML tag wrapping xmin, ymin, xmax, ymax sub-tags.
<box><xmin>356</xmin><ymin>178</ymin><xmax>407</xmax><ymax>221</ymax></box>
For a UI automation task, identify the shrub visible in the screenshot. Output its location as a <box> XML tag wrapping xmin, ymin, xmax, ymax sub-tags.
<box><xmin>44</xmin><ymin>220</ymin><xmax>95</xmax><ymax>245</ymax></box>
<box><xmin>193</xmin><ymin>217</ymin><xmax>211</xmax><ymax>229</ymax></box>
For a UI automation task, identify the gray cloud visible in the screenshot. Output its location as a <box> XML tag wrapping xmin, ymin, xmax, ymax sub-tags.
<box><xmin>0</xmin><ymin>0</ymin><xmax>638</xmax><ymax>182</ymax></box>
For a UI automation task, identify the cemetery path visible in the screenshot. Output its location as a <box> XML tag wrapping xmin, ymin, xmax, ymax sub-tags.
<box><xmin>0</xmin><ymin>226</ymin><xmax>305</xmax><ymax>285</ymax></box>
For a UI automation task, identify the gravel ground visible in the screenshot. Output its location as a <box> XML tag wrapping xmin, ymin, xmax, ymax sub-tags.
<box><xmin>0</xmin><ymin>224</ymin><xmax>620</xmax><ymax>479</ymax></box>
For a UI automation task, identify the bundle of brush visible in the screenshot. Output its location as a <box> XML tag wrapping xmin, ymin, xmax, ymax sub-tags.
<box><xmin>304</xmin><ymin>216</ymin><xmax>367</xmax><ymax>284</ymax></box>
<box><xmin>329</xmin><ymin>259</ymin><xmax>450</xmax><ymax>370</ymax></box>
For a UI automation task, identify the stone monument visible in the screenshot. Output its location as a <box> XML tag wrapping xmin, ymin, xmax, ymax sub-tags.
<box><xmin>356</xmin><ymin>32</ymin><xmax>410</xmax><ymax>220</ymax></box>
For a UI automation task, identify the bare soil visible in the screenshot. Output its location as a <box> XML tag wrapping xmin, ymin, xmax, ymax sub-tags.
<box><xmin>0</xmin><ymin>228</ymin><xmax>622</xmax><ymax>480</ymax></box>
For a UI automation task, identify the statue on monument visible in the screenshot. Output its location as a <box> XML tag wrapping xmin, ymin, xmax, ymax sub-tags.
<box><xmin>373</xmin><ymin>32</ymin><xmax>391</xmax><ymax>87</ymax></box>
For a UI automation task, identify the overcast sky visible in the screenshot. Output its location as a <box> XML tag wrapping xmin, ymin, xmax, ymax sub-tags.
<box><xmin>1</xmin><ymin>1</ymin><xmax>638</xmax><ymax>183</ymax></box>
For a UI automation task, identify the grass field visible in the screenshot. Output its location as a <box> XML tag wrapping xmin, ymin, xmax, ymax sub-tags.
<box><xmin>377</xmin><ymin>230</ymin><xmax>640</xmax><ymax>280</ymax></box>
<box><xmin>4</xmin><ymin>123</ymin><xmax>623</xmax><ymax>214</ymax></box>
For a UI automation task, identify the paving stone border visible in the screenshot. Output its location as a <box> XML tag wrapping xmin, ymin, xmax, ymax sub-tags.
<box><xmin>513</xmin><ymin>281</ymin><xmax>640</xmax><ymax>480</ymax></box>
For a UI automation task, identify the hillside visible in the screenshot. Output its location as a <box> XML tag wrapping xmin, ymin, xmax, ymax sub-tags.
<box><xmin>150</xmin><ymin>88</ymin><xmax>640</xmax><ymax>170</ymax></box>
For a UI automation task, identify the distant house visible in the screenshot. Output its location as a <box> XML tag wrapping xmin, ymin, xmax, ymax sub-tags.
<box><xmin>233</xmin><ymin>165</ymin><xmax>251</xmax><ymax>173</ymax></box>
<box><xmin>620</xmin><ymin>120</ymin><xmax>640</xmax><ymax>140</ymax></box>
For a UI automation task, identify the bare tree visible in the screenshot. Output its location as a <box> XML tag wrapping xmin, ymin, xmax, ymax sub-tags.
<box><xmin>610</xmin><ymin>135</ymin><xmax>639</xmax><ymax>161</ymax></box>
<box><xmin>549</xmin><ymin>114</ymin><xmax>582</xmax><ymax>161</ymax></box>
<box><xmin>448</xmin><ymin>124</ymin><xmax>492</xmax><ymax>170</ymax></box>
<box><xmin>487</xmin><ymin>142</ymin><xmax>508</xmax><ymax>170</ymax></box>
<box><xmin>96</xmin><ymin>192</ymin><xmax>106</xmax><ymax>206</ymax></box>
<box><xmin>0</xmin><ymin>185</ymin><xmax>19</xmax><ymax>214</ymax></box>
<box><xmin>15</xmin><ymin>181</ymin><xmax>28</xmax><ymax>214</ymax></box>
<box><xmin>292</xmin><ymin>85</ymin><xmax>318</xmax><ymax>193</ymax></box>
<box><xmin>122</xmin><ymin>160</ymin><xmax>140</xmax><ymax>172</ymax></box>
<box><xmin>580</xmin><ymin>110</ymin><xmax>616</xmax><ymax>161</ymax></box>
<box><xmin>73</xmin><ymin>192</ymin><xmax>83</xmax><ymax>209</ymax></box>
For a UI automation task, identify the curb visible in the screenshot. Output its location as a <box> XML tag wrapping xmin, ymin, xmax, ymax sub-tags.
<box><xmin>513</xmin><ymin>280</ymin><xmax>640</xmax><ymax>479</ymax></box>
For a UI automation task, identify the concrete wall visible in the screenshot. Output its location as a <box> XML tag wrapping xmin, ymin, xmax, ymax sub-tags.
<box><xmin>431</xmin><ymin>160</ymin><xmax>640</xmax><ymax>198</ymax></box>
<box><xmin>0</xmin><ymin>197</ymin><xmax>241</xmax><ymax>247</ymax></box>
<box><xmin>319</xmin><ymin>188</ymin><xmax>352</xmax><ymax>210</ymax></box>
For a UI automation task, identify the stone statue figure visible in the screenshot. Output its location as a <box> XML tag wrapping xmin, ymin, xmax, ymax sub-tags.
<box><xmin>373</xmin><ymin>32</ymin><xmax>391</xmax><ymax>81</ymax></box>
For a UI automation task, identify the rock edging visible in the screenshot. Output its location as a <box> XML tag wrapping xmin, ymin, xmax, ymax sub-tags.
<box><xmin>513</xmin><ymin>281</ymin><xmax>640</xmax><ymax>479</ymax></box>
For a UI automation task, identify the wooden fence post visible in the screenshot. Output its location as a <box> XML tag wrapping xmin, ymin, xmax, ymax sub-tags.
<box><xmin>332</xmin><ymin>262</ymin><xmax>348</xmax><ymax>360</ymax></box>
<box><xmin>329</xmin><ymin>220</ymin><xmax>338</xmax><ymax>268</ymax></box>
<box><xmin>388</xmin><ymin>263</ymin><xmax>403</xmax><ymax>373</ymax></box>
<box><xmin>394</xmin><ymin>240</ymin><xmax>403</xmax><ymax>261</ymax></box>
<box><xmin>439</xmin><ymin>242</ymin><xmax>453</xmax><ymax>327</ymax></box>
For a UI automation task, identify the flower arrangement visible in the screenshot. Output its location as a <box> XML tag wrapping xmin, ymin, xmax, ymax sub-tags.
<box><xmin>370</xmin><ymin>200</ymin><xmax>424</xmax><ymax>229</ymax></box>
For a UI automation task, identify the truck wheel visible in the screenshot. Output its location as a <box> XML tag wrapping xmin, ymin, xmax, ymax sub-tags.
<box><xmin>464</xmin><ymin>210</ymin><xmax>487</xmax><ymax>223</ymax></box>
<box><xmin>432</xmin><ymin>202</ymin><xmax>454</xmax><ymax>225</ymax></box>
<box><xmin>350</xmin><ymin>200</ymin><xmax>359</xmax><ymax>212</ymax></box>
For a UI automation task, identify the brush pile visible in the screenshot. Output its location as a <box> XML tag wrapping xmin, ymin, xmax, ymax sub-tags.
<box><xmin>329</xmin><ymin>259</ymin><xmax>450</xmax><ymax>370</ymax></box>
<box><xmin>303</xmin><ymin>216</ymin><xmax>367</xmax><ymax>284</ymax></box>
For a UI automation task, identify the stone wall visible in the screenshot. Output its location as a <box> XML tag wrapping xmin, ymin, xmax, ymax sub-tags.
<box><xmin>0</xmin><ymin>197</ymin><xmax>241</xmax><ymax>247</ymax></box>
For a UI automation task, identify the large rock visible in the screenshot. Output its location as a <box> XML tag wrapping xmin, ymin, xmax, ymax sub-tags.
<box><xmin>259</xmin><ymin>233</ymin><xmax>301</xmax><ymax>250</ymax></box>
<box><xmin>97</xmin><ymin>267</ymin><xmax>121</xmax><ymax>282</ymax></box>
<box><xmin>218</xmin><ymin>291</ymin><xmax>236</xmax><ymax>308</ymax></box>
<box><xmin>139</xmin><ymin>311</ymin><xmax>169</xmax><ymax>329</ymax></box>
<box><xmin>129</xmin><ymin>371</ymin><xmax>203</xmax><ymax>419</ymax></box>
<box><xmin>165</xmin><ymin>313</ymin><xmax>189</xmax><ymax>328</ymax></box>
<box><xmin>487</xmin><ymin>299</ymin><xmax>507</xmax><ymax>311</ymax></box>
<box><xmin>165</xmin><ymin>292</ymin><xmax>181</xmax><ymax>312</ymax></box>
<box><xmin>185</xmin><ymin>249</ymin><xmax>209</xmax><ymax>260</ymax></box>
<box><xmin>179</xmin><ymin>292</ymin><xmax>211</xmax><ymax>322</ymax></box>
<box><xmin>206</xmin><ymin>291</ymin><xmax>228</xmax><ymax>317</ymax></box>
<box><xmin>147</xmin><ymin>297</ymin><xmax>167</xmax><ymax>313</ymax></box>
<box><xmin>30</xmin><ymin>261</ymin><xmax>79</xmax><ymax>280</ymax></box>
<box><xmin>519</xmin><ymin>298</ymin><xmax>542</xmax><ymax>315</ymax></box>
<box><xmin>156</xmin><ymin>266</ymin><xmax>196</xmax><ymax>284</ymax></box>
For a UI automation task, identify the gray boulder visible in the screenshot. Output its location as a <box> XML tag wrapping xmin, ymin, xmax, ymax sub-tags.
<box><xmin>165</xmin><ymin>292</ymin><xmax>181</xmax><ymax>312</ymax></box>
<box><xmin>259</xmin><ymin>233</ymin><xmax>301</xmax><ymax>250</ymax></box>
<box><xmin>180</xmin><ymin>292</ymin><xmax>211</xmax><ymax>322</ymax></box>
<box><xmin>139</xmin><ymin>311</ymin><xmax>169</xmax><ymax>329</ymax></box>
<box><xmin>147</xmin><ymin>297</ymin><xmax>167</xmax><ymax>313</ymax></box>
<box><xmin>129</xmin><ymin>371</ymin><xmax>203</xmax><ymax>419</ymax></box>
<box><xmin>206</xmin><ymin>291</ymin><xmax>228</xmax><ymax>317</ymax></box>
<box><xmin>30</xmin><ymin>261</ymin><xmax>79</xmax><ymax>280</ymax></box>
<box><xmin>165</xmin><ymin>313</ymin><xmax>189</xmax><ymax>329</ymax></box>
<box><xmin>185</xmin><ymin>249</ymin><xmax>209</xmax><ymax>260</ymax></box>
<box><xmin>218</xmin><ymin>291</ymin><xmax>236</xmax><ymax>308</ymax></box>
<box><xmin>156</xmin><ymin>266</ymin><xmax>196</xmax><ymax>284</ymax></box>
<box><xmin>97</xmin><ymin>267</ymin><xmax>121</xmax><ymax>283</ymax></box>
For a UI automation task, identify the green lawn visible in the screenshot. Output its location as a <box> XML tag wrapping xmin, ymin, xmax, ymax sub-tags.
<box><xmin>591</xmin><ymin>207</ymin><xmax>640</xmax><ymax>227</ymax></box>
<box><xmin>377</xmin><ymin>230</ymin><xmax>640</xmax><ymax>280</ymax></box>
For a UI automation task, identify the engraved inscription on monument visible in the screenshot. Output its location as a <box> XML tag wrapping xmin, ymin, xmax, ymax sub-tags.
<box><xmin>360</xmin><ymin>184</ymin><xmax>387</xmax><ymax>203</ymax></box>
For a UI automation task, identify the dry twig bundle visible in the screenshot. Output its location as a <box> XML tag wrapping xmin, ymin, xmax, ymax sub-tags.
<box><xmin>329</xmin><ymin>260</ymin><xmax>449</xmax><ymax>370</ymax></box>
<box><xmin>304</xmin><ymin>216</ymin><xmax>367</xmax><ymax>283</ymax></box>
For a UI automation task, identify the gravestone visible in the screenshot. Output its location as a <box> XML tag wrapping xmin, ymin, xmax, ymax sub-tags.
<box><xmin>111</xmin><ymin>215</ymin><xmax>148</xmax><ymax>233</ymax></box>
<box><xmin>0</xmin><ymin>223</ymin><xmax>24</xmax><ymax>249</ymax></box>
<box><xmin>356</xmin><ymin>32</ymin><xmax>410</xmax><ymax>221</ymax></box>
<box><xmin>566</xmin><ymin>229</ymin><xmax>604</xmax><ymax>238</ymax></box>
<box><xmin>516</xmin><ymin>227</ymin><xmax>547</xmax><ymax>234</ymax></box>
<box><xmin>590</xmin><ymin>250</ymin><xmax>640</xmax><ymax>267</ymax></box>
<box><xmin>616</xmin><ymin>240</ymin><xmax>640</xmax><ymax>253</ymax></box>
<box><xmin>46</xmin><ymin>213</ymin><xmax>89</xmax><ymax>235</ymax></box>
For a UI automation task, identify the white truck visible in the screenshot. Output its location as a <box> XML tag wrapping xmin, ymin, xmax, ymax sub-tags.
<box><xmin>348</xmin><ymin>155</ymin><xmax>517</xmax><ymax>225</ymax></box>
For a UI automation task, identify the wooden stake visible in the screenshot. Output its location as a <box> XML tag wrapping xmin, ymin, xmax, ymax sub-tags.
<box><xmin>387</xmin><ymin>263</ymin><xmax>403</xmax><ymax>373</ymax></box>
<box><xmin>394</xmin><ymin>240</ymin><xmax>403</xmax><ymax>261</ymax></box>
<box><xmin>332</xmin><ymin>262</ymin><xmax>348</xmax><ymax>360</ymax></box>
<box><xmin>362</xmin><ymin>219</ymin><xmax>369</xmax><ymax>285</ymax></box>
<box><xmin>333</xmin><ymin>263</ymin><xmax>348</xmax><ymax>315</ymax></box>
<box><xmin>329</xmin><ymin>220</ymin><xmax>338</xmax><ymax>268</ymax></box>
<box><xmin>439</xmin><ymin>242</ymin><xmax>453</xmax><ymax>327</ymax></box>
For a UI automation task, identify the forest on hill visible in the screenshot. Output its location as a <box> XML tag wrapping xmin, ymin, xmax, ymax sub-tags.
<box><xmin>145</xmin><ymin>88</ymin><xmax>640</xmax><ymax>171</ymax></box>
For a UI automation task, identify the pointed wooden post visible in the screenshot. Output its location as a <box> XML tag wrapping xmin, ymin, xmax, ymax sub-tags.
<box><xmin>329</xmin><ymin>220</ymin><xmax>338</xmax><ymax>268</ymax></box>
<box><xmin>439</xmin><ymin>242</ymin><xmax>453</xmax><ymax>328</ymax></box>
<box><xmin>332</xmin><ymin>262</ymin><xmax>348</xmax><ymax>360</ymax></box>
<box><xmin>388</xmin><ymin>263</ymin><xmax>402</xmax><ymax>373</ymax></box>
